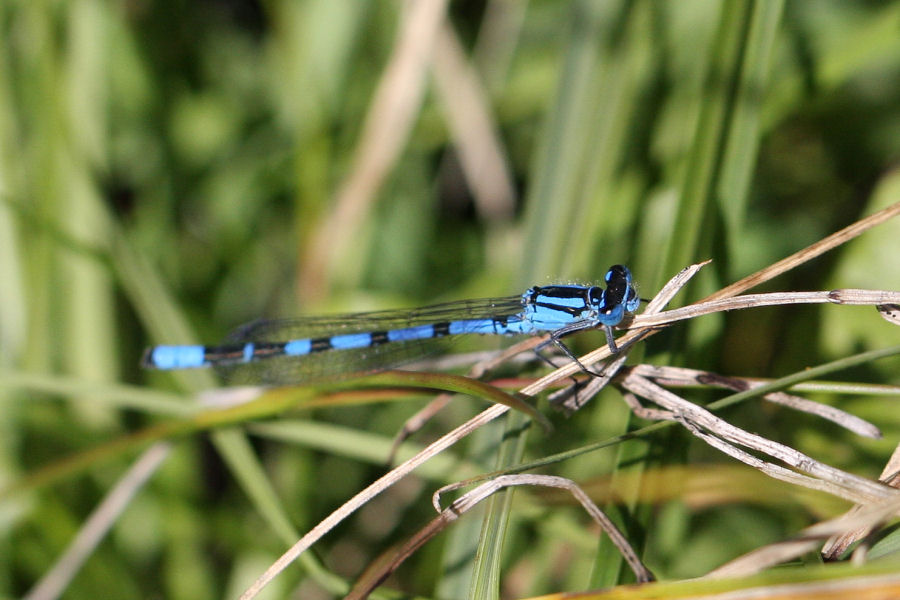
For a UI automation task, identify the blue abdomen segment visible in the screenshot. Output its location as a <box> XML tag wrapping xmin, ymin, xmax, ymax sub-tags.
<box><xmin>284</xmin><ymin>339</ymin><xmax>312</xmax><ymax>355</ymax></box>
<box><xmin>387</xmin><ymin>325</ymin><xmax>435</xmax><ymax>342</ymax></box>
<box><xmin>144</xmin><ymin>345</ymin><xmax>207</xmax><ymax>369</ymax></box>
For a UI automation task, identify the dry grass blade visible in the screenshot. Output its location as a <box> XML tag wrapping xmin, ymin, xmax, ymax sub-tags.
<box><xmin>632</xmin><ymin>289</ymin><xmax>900</xmax><ymax>329</ymax></box>
<box><xmin>704</xmin><ymin>200</ymin><xmax>900</xmax><ymax>301</ymax></box>
<box><xmin>238</xmin><ymin>403</ymin><xmax>510</xmax><ymax>600</ymax></box>
<box><xmin>632</xmin><ymin>365</ymin><xmax>881</xmax><ymax>439</ymax></box>
<box><xmin>878</xmin><ymin>303</ymin><xmax>900</xmax><ymax>325</ymax></box>
<box><xmin>298</xmin><ymin>0</ymin><xmax>450</xmax><ymax>299</ymax></box>
<box><xmin>24</xmin><ymin>444</ymin><xmax>172</xmax><ymax>600</ymax></box>
<box><xmin>620</xmin><ymin>372</ymin><xmax>896</xmax><ymax>505</ymax></box>
<box><xmin>707</xmin><ymin>494</ymin><xmax>900</xmax><ymax>578</ymax></box>
<box><xmin>387</xmin><ymin>339</ymin><xmax>545</xmax><ymax>464</ymax></box>
<box><xmin>432</xmin><ymin>21</ymin><xmax>515</xmax><ymax>221</ymax></box>
<box><xmin>822</xmin><ymin>445</ymin><xmax>900</xmax><ymax>560</ymax></box>
<box><xmin>346</xmin><ymin>474</ymin><xmax>652</xmax><ymax>599</ymax></box>
<box><xmin>549</xmin><ymin>344</ymin><xmax>631</xmax><ymax>413</ymax></box>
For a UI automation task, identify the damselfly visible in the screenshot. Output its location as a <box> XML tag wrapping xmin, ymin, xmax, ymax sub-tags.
<box><xmin>142</xmin><ymin>265</ymin><xmax>640</xmax><ymax>384</ymax></box>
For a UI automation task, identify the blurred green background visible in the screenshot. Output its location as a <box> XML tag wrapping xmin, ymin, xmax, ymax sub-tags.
<box><xmin>3</xmin><ymin>0</ymin><xmax>900</xmax><ymax>598</ymax></box>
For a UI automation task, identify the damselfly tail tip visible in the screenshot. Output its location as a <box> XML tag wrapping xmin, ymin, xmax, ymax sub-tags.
<box><xmin>140</xmin><ymin>347</ymin><xmax>158</xmax><ymax>369</ymax></box>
